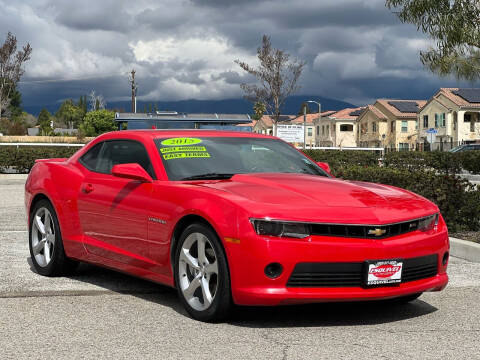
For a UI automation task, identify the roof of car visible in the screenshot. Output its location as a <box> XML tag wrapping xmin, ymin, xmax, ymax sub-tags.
<box><xmin>99</xmin><ymin>129</ymin><xmax>275</xmax><ymax>140</ymax></box>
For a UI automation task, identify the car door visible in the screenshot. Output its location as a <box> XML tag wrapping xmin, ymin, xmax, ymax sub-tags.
<box><xmin>77</xmin><ymin>139</ymin><xmax>157</xmax><ymax>269</ymax></box>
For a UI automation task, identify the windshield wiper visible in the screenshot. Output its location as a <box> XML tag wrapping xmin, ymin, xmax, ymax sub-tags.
<box><xmin>181</xmin><ymin>173</ymin><xmax>235</xmax><ymax>180</ymax></box>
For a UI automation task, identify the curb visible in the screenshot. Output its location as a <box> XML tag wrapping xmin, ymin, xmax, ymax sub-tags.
<box><xmin>450</xmin><ymin>237</ymin><xmax>480</xmax><ymax>263</ymax></box>
<box><xmin>0</xmin><ymin>174</ymin><xmax>28</xmax><ymax>180</ymax></box>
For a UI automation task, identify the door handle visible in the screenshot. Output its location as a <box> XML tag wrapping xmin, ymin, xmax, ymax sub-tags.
<box><xmin>83</xmin><ymin>183</ymin><xmax>94</xmax><ymax>194</ymax></box>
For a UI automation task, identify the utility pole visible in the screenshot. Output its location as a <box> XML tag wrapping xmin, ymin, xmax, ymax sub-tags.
<box><xmin>303</xmin><ymin>104</ymin><xmax>307</xmax><ymax>149</ymax></box>
<box><xmin>129</xmin><ymin>69</ymin><xmax>137</xmax><ymax>113</ymax></box>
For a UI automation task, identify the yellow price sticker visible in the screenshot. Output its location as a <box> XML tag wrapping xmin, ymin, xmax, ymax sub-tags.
<box><xmin>160</xmin><ymin>146</ymin><xmax>206</xmax><ymax>153</ymax></box>
<box><xmin>161</xmin><ymin>137</ymin><xmax>202</xmax><ymax>146</ymax></box>
<box><xmin>163</xmin><ymin>152</ymin><xmax>211</xmax><ymax>160</ymax></box>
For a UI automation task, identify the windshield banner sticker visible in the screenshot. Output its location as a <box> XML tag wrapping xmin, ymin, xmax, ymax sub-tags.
<box><xmin>163</xmin><ymin>152</ymin><xmax>211</xmax><ymax>160</ymax></box>
<box><xmin>160</xmin><ymin>146</ymin><xmax>206</xmax><ymax>154</ymax></box>
<box><xmin>161</xmin><ymin>138</ymin><xmax>202</xmax><ymax>146</ymax></box>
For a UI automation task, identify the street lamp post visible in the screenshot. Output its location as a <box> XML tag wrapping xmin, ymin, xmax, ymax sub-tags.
<box><xmin>307</xmin><ymin>100</ymin><xmax>321</xmax><ymax>147</ymax></box>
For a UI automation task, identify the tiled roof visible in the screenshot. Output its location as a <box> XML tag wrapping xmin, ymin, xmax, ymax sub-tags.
<box><xmin>291</xmin><ymin>111</ymin><xmax>336</xmax><ymax>124</ymax></box>
<box><xmin>365</xmin><ymin>104</ymin><xmax>387</xmax><ymax>120</ymax></box>
<box><xmin>438</xmin><ymin>88</ymin><xmax>480</xmax><ymax>108</ymax></box>
<box><xmin>237</xmin><ymin>120</ymin><xmax>256</xmax><ymax>127</ymax></box>
<box><xmin>259</xmin><ymin>114</ymin><xmax>296</xmax><ymax>126</ymax></box>
<box><xmin>329</xmin><ymin>107</ymin><xmax>365</xmax><ymax>120</ymax></box>
<box><xmin>376</xmin><ymin>99</ymin><xmax>426</xmax><ymax>118</ymax></box>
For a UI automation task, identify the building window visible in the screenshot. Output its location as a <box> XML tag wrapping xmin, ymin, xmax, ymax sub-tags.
<box><xmin>415</xmin><ymin>119</ymin><xmax>418</xmax><ymax>130</ymax></box>
<box><xmin>441</xmin><ymin>113</ymin><xmax>446</xmax><ymax>127</ymax></box>
<box><xmin>372</xmin><ymin>122</ymin><xmax>377</xmax><ymax>133</ymax></box>
<box><xmin>464</xmin><ymin>114</ymin><xmax>471</xmax><ymax>122</ymax></box>
<box><xmin>316</xmin><ymin>126</ymin><xmax>319</xmax><ymax>135</ymax></box>
<box><xmin>399</xmin><ymin>143</ymin><xmax>409</xmax><ymax>151</ymax></box>
<box><xmin>391</xmin><ymin>121</ymin><xmax>395</xmax><ymax>133</ymax></box>
<box><xmin>307</xmin><ymin>127</ymin><xmax>312</xmax><ymax>136</ymax></box>
<box><xmin>434</xmin><ymin>114</ymin><xmax>439</xmax><ymax>128</ymax></box>
<box><xmin>327</xmin><ymin>125</ymin><xmax>329</xmax><ymax>135</ymax></box>
<box><xmin>268</xmin><ymin>129</ymin><xmax>273</xmax><ymax>135</ymax></box>
<box><xmin>401</xmin><ymin>120</ymin><xmax>408</xmax><ymax>132</ymax></box>
<box><xmin>322</xmin><ymin>125</ymin><xmax>325</xmax><ymax>135</ymax></box>
<box><xmin>340</xmin><ymin>124</ymin><xmax>353</xmax><ymax>131</ymax></box>
<box><xmin>423</xmin><ymin>115</ymin><xmax>428</xmax><ymax>128</ymax></box>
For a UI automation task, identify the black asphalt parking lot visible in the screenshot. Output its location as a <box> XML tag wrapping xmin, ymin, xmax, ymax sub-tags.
<box><xmin>1</xmin><ymin>175</ymin><xmax>479</xmax><ymax>360</ymax></box>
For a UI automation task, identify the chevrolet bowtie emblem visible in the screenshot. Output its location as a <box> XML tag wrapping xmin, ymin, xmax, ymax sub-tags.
<box><xmin>368</xmin><ymin>228</ymin><xmax>387</xmax><ymax>236</ymax></box>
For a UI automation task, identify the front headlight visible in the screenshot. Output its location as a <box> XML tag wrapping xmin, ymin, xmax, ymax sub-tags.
<box><xmin>251</xmin><ymin>219</ymin><xmax>310</xmax><ymax>239</ymax></box>
<box><xmin>418</xmin><ymin>214</ymin><xmax>439</xmax><ymax>231</ymax></box>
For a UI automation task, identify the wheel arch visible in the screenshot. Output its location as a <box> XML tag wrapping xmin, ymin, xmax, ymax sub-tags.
<box><xmin>170</xmin><ymin>214</ymin><xmax>220</xmax><ymax>269</ymax></box>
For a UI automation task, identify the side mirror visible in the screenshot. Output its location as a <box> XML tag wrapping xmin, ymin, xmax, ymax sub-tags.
<box><xmin>111</xmin><ymin>163</ymin><xmax>153</xmax><ymax>183</ymax></box>
<box><xmin>317</xmin><ymin>161</ymin><xmax>331</xmax><ymax>174</ymax></box>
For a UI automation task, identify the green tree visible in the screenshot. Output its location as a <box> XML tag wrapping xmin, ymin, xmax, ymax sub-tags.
<box><xmin>38</xmin><ymin>108</ymin><xmax>53</xmax><ymax>135</ymax></box>
<box><xmin>55</xmin><ymin>99</ymin><xmax>84</xmax><ymax>128</ymax></box>
<box><xmin>79</xmin><ymin>109</ymin><xmax>116</xmax><ymax>137</ymax></box>
<box><xmin>386</xmin><ymin>0</ymin><xmax>480</xmax><ymax>80</ymax></box>
<box><xmin>7</xmin><ymin>87</ymin><xmax>22</xmax><ymax>118</ymax></box>
<box><xmin>252</xmin><ymin>101</ymin><xmax>266</xmax><ymax>120</ymax></box>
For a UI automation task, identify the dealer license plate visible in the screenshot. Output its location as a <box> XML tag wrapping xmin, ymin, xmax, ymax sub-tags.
<box><xmin>366</xmin><ymin>260</ymin><xmax>403</xmax><ymax>286</ymax></box>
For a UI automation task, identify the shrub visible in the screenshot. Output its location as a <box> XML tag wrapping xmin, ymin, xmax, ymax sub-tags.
<box><xmin>0</xmin><ymin>146</ymin><xmax>79</xmax><ymax>173</ymax></box>
<box><xmin>303</xmin><ymin>149</ymin><xmax>379</xmax><ymax>168</ymax></box>
<box><xmin>334</xmin><ymin>165</ymin><xmax>480</xmax><ymax>232</ymax></box>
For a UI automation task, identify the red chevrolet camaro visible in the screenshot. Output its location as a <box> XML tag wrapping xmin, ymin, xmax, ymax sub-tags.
<box><xmin>25</xmin><ymin>130</ymin><xmax>449</xmax><ymax>321</ymax></box>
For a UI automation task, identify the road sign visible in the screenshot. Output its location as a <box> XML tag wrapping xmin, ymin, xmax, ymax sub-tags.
<box><xmin>426</xmin><ymin>128</ymin><xmax>438</xmax><ymax>134</ymax></box>
<box><xmin>276</xmin><ymin>124</ymin><xmax>304</xmax><ymax>143</ymax></box>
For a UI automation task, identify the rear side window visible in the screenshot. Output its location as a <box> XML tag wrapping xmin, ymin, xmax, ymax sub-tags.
<box><xmin>79</xmin><ymin>142</ymin><xmax>103</xmax><ymax>171</ymax></box>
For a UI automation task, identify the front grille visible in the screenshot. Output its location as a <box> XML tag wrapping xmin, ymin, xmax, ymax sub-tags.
<box><xmin>287</xmin><ymin>254</ymin><xmax>438</xmax><ymax>287</ymax></box>
<box><xmin>310</xmin><ymin>218</ymin><xmax>423</xmax><ymax>239</ymax></box>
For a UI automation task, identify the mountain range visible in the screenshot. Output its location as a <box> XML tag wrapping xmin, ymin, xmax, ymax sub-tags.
<box><xmin>23</xmin><ymin>95</ymin><xmax>356</xmax><ymax>116</ymax></box>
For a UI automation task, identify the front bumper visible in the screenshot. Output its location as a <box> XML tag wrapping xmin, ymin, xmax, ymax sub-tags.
<box><xmin>225</xmin><ymin>221</ymin><xmax>449</xmax><ymax>306</ymax></box>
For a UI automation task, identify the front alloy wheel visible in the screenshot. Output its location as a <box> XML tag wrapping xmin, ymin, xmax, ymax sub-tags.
<box><xmin>175</xmin><ymin>223</ymin><xmax>231</xmax><ymax>322</ymax></box>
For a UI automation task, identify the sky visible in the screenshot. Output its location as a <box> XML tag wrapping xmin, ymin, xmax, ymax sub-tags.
<box><xmin>1</xmin><ymin>0</ymin><xmax>476</xmax><ymax>109</ymax></box>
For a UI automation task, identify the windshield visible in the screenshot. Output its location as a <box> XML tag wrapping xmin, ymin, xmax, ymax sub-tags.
<box><xmin>155</xmin><ymin>136</ymin><xmax>328</xmax><ymax>180</ymax></box>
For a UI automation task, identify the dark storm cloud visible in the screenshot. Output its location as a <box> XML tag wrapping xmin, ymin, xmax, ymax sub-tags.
<box><xmin>2</xmin><ymin>0</ymin><xmax>475</xmax><ymax>109</ymax></box>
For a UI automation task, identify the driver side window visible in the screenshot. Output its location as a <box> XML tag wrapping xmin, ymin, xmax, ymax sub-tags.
<box><xmin>80</xmin><ymin>140</ymin><xmax>156</xmax><ymax>179</ymax></box>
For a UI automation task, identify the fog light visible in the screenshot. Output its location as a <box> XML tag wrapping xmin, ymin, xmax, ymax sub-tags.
<box><xmin>442</xmin><ymin>252</ymin><xmax>449</xmax><ymax>266</ymax></box>
<box><xmin>264</xmin><ymin>263</ymin><xmax>283</xmax><ymax>279</ymax></box>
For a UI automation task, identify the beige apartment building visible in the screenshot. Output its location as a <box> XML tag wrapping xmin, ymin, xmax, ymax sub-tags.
<box><xmin>315</xmin><ymin>108</ymin><xmax>364</xmax><ymax>147</ymax></box>
<box><xmin>291</xmin><ymin>111</ymin><xmax>335</xmax><ymax>146</ymax></box>
<box><xmin>357</xmin><ymin>99</ymin><xmax>426</xmax><ymax>150</ymax></box>
<box><xmin>418</xmin><ymin>88</ymin><xmax>480</xmax><ymax>149</ymax></box>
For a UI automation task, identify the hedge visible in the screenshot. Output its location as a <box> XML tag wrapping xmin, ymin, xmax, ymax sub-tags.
<box><xmin>333</xmin><ymin>166</ymin><xmax>480</xmax><ymax>232</ymax></box>
<box><xmin>303</xmin><ymin>149</ymin><xmax>480</xmax><ymax>175</ymax></box>
<box><xmin>303</xmin><ymin>149</ymin><xmax>379</xmax><ymax>168</ymax></box>
<box><xmin>0</xmin><ymin>146</ymin><xmax>79</xmax><ymax>173</ymax></box>
<box><xmin>383</xmin><ymin>151</ymin><xmax>480</xmax><ymax>175</ymax></box>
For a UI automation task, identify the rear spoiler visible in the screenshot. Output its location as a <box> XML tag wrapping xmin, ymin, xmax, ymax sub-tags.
<box><xmin>35</xmin><ymin>158</ymin><xmax>68</xmax><ymax>163</ymax></box>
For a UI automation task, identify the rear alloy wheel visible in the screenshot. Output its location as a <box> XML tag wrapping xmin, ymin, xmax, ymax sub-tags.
<box><xmin>29</xmin><ymin>199</ymin><xmax>78</xmax><ymax>276</ymax></box>
<box><xmin>174</xmin><ymin>223</ymin><xmax>231</xmax><ymax>322</ymax></box>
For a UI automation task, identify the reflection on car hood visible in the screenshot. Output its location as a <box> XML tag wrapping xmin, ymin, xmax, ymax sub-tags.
<box><xmin>196</xmin><ymin>173</ymin><xmax>438</xmax><ymax>224</ymax></box>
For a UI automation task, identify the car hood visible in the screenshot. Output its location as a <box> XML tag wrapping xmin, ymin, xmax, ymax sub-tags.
<box><xmin>196</xmin><ymin>173</ymin><xmax>438</xmax><ymax>224</ymax></box>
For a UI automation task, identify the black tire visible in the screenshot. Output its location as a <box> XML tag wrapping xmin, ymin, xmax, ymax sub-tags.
<box><xmin>29</xmin><ymin>199</ymin><xmax>78</xmax><ymax>276</ymax></box>
<box><xmin>174</xmin><ymin>223</ymin><xmax>232</xmax><ymax>322</ymax></box>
